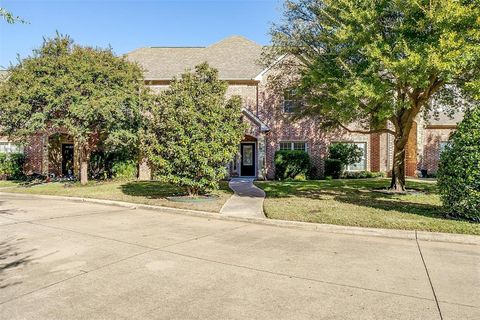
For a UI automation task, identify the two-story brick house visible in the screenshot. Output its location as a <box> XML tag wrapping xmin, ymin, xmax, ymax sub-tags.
<box><xmin>1</xmin><ymin>36</ymin><xmax>462</xmax><ymax>179</ymax></box>
<box><xmin>127</xmin><ymin>35</ymin><xmax>385</xmax><ymax>179</ymax></box>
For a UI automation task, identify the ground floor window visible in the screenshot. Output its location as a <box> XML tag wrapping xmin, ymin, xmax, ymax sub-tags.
<box><xmin>0</xmin><ymin>142</ymin><xmax>24</xmax><ymax>154</ymax></box>
<box><xmin>345</xmin><ymin>142</ymin><xmax>367</xmax><ymax>171</ymax></box>
<box><xmin>279</xmin><ymin>141</ymin><xmax>307</xmax><ymax>152</ymax></box>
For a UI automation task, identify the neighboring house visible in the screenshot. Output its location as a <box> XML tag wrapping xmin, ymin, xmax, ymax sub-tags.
<box><xmin>0</xmin><ymin>36</ymin><xmax>463</xmax><ymax>179</ymax></box>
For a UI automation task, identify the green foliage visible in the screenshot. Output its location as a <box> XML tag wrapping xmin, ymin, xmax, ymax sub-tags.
<box><xmin>0</xmin><ymin>34</ymin><xmax>151</xmax><ymax>183</ymax></box>
<box><xmin>141</xmin><ymin>63</ymin><xmax>246</xmax><ymax>196</ymax></box>
<box><xmin>89</xmin><ymin>150</ymin><xmax>136</xmax><ymax>180</ymax></box>
<box><xmin>329</xmin><ymin>143</ymin><xmax>363</xmax><ymax>167</ymax></box>
<box><xmin>324</xmin><ymin>159</ymin><xmax>343</xmax><ymax>179</ymax></box>
<box><xmin>342</xmin><ymin>171</ymin><xmax>385</xmax><ymax>179</ymax></box>
<box><xmin>438</xmin><ymin>107</ymin><xmax>480</xmax><ymax>221</ymax></box>
<box><xmin>0</xmin><ymin>7</ymin><xmax>26</xmax><ymax>24</ymax></box>
<box><xmin>111</xmin><ymin>160</ymin><xmax>138</xmax><ymax>180</ymax></box>
<box><xmin>0</xmin><ymin>153</ymin><xmax>25</xmax><ymax>180</ymax></box>
<box><xmin>274</xmin><ymin>150</ymin><xmax>311</xmax><ymax>180</ymax></box>
<box><xmin>268</xmin><ymin>0</ymin><xmax>480</xmax><ymax>190</ymax></box>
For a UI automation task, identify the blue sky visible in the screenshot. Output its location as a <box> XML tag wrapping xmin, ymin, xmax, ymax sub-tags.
<box><xmin>0</xmin><ymin>0</ymin><xmax>283</xmax><ymax>68</ymax></box>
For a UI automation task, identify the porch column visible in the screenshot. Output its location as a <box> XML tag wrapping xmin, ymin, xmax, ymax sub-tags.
<box><xmin>41</xmin><ymin>135</ymin><xmax>49</xmax><ymax>176</ymax></box>
<box><xmin>138</xmin><ymin>157</ymin><xmax>152</xmax><ymax>180</ymax></box>
<box><xmin>257</xmin><ymin>133</ymin><xmax>266</xmax><ymax>179</ymax></box>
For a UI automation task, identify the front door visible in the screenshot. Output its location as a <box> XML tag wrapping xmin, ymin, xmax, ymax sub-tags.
<box><xmin>240</xmin><ymin>143</ymin><xmax>256</xmax><ymax>177</ymax></box>
<box><xmin>62</xmin><ymin>144</ymin><xmax>74</xmax><ymax>176</ymax></box>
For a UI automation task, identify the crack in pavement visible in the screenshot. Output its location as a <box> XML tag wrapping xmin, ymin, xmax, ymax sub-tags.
<box><xmin>416</xmin><ymin>231</ymin><xmax>443</xmax><ymax>320</ymax></box>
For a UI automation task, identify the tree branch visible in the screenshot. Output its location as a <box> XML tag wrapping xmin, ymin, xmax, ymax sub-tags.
<box><xmin>336</xmin><ymin>121</ymin><xmax>395</xmax><ymax>135</ymax></box>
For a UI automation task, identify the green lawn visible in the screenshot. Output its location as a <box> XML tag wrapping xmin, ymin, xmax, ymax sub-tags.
<box><xmin>256</xmin><ymin>178</ymin><xmax>480</xmax><ymax>235</ymax></box>
<box><xmin>0</xmin><ymin>180</ymin><xmax>232</xmax><ymax>213</ymax></box>
<box><xmin>0</xmin><ymin>180</ymin><xmax>20</xmax><ymax>188</ymax></box>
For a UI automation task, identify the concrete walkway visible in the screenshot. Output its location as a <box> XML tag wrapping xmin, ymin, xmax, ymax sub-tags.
<box><xmin>220</xmin><ymin>178</ymin><xmax>266</xmax><ymax>218</ymax></box>
<box><xmin>0</xmin><ymin>195</ymin><xmax>479</xmax><ymax>319</ymax></box>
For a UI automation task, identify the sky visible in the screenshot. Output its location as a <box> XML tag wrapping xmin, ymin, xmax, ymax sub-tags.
<box><xmin>0</xmin><ymin>0</ymin><xmax>283</xmax><ymax>68</ymax></box>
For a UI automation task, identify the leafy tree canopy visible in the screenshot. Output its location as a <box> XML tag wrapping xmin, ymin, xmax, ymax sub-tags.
<box><xmin>266</xmin><ymin>0</ymin><xmax>480</xmax><ymax>191</ymax></box>
<box><xmin>0</xmin><ymin>34</ymin><xmax>150</xmax><ymax>184</ymax></box>
<box><xmin>141</xmin><ymin>63</ymin><xmax>245</xmax><ymax>196</ymax></box>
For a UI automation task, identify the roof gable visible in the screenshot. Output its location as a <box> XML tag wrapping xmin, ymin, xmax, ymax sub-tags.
<box><xmin>126</xmin><ymin>36</ymin><xmax>264</xmax><ymax>80</ymax></box>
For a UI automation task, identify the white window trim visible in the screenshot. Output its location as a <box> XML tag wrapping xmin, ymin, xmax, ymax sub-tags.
<box><xmin>279</xmin><ymin>141</ymin><xmax>308</xmax><ymax>152</ymax></box>
<box><xmin>331</xmin><ymin>141</ymin><xmax>367</xmax><ymax>172</ymax></box>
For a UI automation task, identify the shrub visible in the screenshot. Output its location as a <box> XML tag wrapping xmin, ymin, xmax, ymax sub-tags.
<box><xmin>89</xmin><ymin>150</ymin><xmax>136</xmax><ymax>180</ymax></box>
<box><xmin>438</xmin><ymin>107</ymin><xmax>480</xmax><ymax>221</ymax></box>
<box><xmin>324</xmin><ymin>159</ymin><xmax>343</xmax><ymax>179</ymax></box>
<box><xmin>329</xmin><ymin>143</ymin><xmax>363</xmax><ymax>167</ymax></box>
<box><xmin>274</xmin><ymin>150</ymin><xmax>311</xmax><ymax>180</ymax></box>
<box><xmin>342</xmin><ymin>170</ymin><xmax>385</xmax><ymax>179</ymax></box>
<box><xmin>141</xmin><ymin>63</ymin><xmax>245</xmax><ymax>196</ymax></box>
<box><xmin>0</xmin><ymin>153</ymin><xmax>25</xmax><ymax>180</ymax></box>
<box><xmin>111</xmin><ymin>160</ymin><xmax>138</xmax><ymax>180</ymax></box>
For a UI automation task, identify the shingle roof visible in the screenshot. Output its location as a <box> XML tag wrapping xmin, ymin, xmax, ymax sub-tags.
<box><xmin>125</xmin><ymin>36</ymin><xmax>265</xmax><ymax>80</ymax></box>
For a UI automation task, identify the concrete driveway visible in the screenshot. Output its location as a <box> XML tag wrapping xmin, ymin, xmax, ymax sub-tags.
<box><xmin>0</xmin><ymin>195</ymin><xmax>478</xmax><ymax>320</ymax></box>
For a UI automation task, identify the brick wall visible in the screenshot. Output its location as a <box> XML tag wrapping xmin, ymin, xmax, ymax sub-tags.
<box><xmin>257</xmin><ymin>77</ymin><xmax>373</xmax><ymax>178</ymax></box>
<box><xmin>24</xmin><ymin>133</ymin><xmax>45</xmax><ymax>175</ymax></box>
<box><xmin>421</xmin><ymin>127</ymin><xmax>455</xmax><ymax>174</ymax></box>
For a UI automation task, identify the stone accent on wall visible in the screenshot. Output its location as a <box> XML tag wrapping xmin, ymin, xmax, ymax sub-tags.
<box><xmin>257</xmin><ymin>133</ymin><xmax>267</xmax><ymax>179</ymax></box>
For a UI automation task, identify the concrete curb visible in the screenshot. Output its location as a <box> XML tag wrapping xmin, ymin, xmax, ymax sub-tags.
<box><xmin>1</xmin><ymin>191</ymin><xmax>478</xmax><ymax>246</ymax></box>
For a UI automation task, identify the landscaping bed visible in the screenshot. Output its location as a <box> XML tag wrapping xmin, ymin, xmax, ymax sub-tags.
<box><xmin>0</xmin><ymin>180</ymin><xmax>232</xmax><ymax>213</ymax></box>
<box><xmin>255</xmin><ymin>178</ymin><xmax>480</xmax><ymax>235</ymax></box>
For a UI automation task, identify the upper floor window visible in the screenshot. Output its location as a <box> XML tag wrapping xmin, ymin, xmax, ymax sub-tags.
<box><xmin>279</xmin><ymin>141</ymin><xmax>307</xmax><ymax>152</ymax></box>
<box><xmin>0</xmin><ymin>142</ymin><xmax>24</xmax><ymax>154</ymax></box>
<box><xmin>283</xmin><ymin>89</ymin><xmax>302</xmax><ymax>113</ymax></box>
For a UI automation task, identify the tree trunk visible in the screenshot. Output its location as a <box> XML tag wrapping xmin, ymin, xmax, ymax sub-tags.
<box><xmin>390</xmin><ymin>136</ymin><xmax>407</xmax><ymax>192</ymax></box>
<box><xmin>79</xmin><ymin>145</ymin><xmax>91</xmax><ymax>186</ymax></box>
<box><xmin>186</xmin><ymin>186</ymin><xmax>199</xmax><ymax>197</ymax></box>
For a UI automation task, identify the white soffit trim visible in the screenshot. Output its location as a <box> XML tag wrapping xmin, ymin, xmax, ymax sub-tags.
<box><xmin>253</xmin><ymin>54</ymin><xmax>287</xmax><ymax>81</ymax></box>
<box><xmin>241</xmin><ymin>108</ymin><xmax>270</xmax><ymax>132</ymax></box>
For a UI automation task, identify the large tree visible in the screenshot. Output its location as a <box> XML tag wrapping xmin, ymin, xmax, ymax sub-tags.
<box><xmin>141</xmin><ymin>63</ymin><xmax>245</xmax><ymax>196</ymax></box>
<box><xmin>0</xmin><ymin>35</ymin><xmax>149</xmax><ymax>184</ymax></box>
<box><xmin>267</xmin><ymin>0</ymin><xmax>480</xmax><ymax>191</ymax></box>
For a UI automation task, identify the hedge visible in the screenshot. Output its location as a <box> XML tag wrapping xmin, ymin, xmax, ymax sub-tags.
<box><xmin>0</xmin><ymin>153</ymin><xmax>25</xmax><ymax>180</ymax></box>
<box><xmin>274</xmin><ymin>150</ymin><xmax>311</xmax><ymax>180</ymax></box>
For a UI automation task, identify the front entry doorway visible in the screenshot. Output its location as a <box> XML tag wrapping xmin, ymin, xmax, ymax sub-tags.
<box><xmin>240</xmin><ymin>143</ymin><xmax>256</xmax><ymax>177</ymax></box>
<box><xmin>62</xmin><ymin>144</ymin><xmax>74</xmax><ymax>176</ymax></box>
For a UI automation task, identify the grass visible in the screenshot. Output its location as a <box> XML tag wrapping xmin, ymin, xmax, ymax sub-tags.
<box><xmin>0</xmin><ymin>180</ymin><xmax>233</xmax><ymax>213</ymax></box>
<box><xmin>0</xmin><ymin>180</ymin><xmax>21</xmax><ymax>188</ymax></box>
<box><xmin>255</xmin><ymin>178</ymin><xmax>480</xmax><ymax>235</ymax></box>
